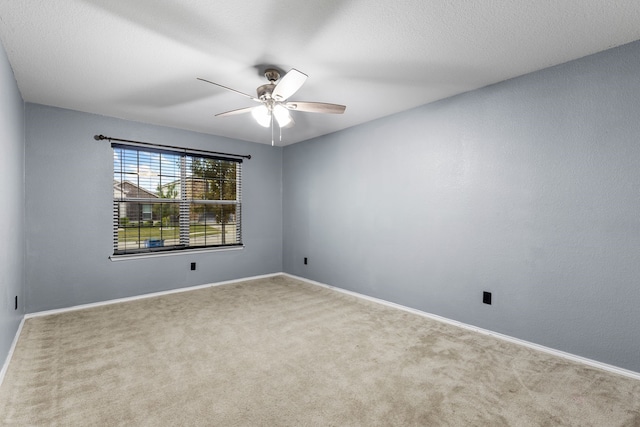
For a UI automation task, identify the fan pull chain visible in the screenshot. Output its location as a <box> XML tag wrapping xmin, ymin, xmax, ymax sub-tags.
<box><xmin>271</xmin><ymin>114</ymin><xmax>275</xmax><ymax>146</ymax></box>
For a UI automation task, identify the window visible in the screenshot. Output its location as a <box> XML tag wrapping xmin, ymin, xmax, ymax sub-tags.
<box><xmin>112</xmin><ymin>144</ymin><xmax>242</xmax><ymax>255</ymax></box>
<box><xmin>141</xmin><ymin>204</ymin><xmax>152</xmax><ymax>221</ymax></box>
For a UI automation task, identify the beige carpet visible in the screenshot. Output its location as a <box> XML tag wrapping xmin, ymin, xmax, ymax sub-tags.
<box><xmin>1</xmin><ymin>275</ymin><xmax>639</xmax><ymax>426</ymax></box>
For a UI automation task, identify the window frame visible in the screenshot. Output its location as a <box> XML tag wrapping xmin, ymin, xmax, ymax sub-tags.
<box><xmin>112</xmin><ymin>143</ymin><xmax>243</xmax><ymax>257</ymax></box>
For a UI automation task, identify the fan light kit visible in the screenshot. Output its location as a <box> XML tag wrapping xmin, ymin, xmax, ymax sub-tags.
<box><xmin>198</xmin><ymin>68</ymin><xmax>346</xmax><ymax>145</ymax></box>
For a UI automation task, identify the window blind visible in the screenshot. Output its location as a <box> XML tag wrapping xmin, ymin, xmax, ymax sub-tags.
<box><xmin>112</xmin><ymin>143</ymin><xmax>242</xmax><ymax>255</ymax></box>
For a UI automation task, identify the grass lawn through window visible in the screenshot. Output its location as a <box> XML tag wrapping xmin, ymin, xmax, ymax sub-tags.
<box><xmin>117</xmin><ymin>224</ymin><xmax>221</xmax><ymax>242</ymax></box>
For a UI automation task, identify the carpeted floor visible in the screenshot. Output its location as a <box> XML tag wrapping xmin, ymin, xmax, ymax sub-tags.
<box><xmin>1</xmin><ymin>275</ymin><xmax>639</xmax><ymax>426</ymax></box>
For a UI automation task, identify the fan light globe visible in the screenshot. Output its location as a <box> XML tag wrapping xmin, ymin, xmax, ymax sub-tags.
<box><xmin>274</xmin><ymin>105</ymin><xmax>292</xmax><ymax>127</ymax></box>
<box><xmin>252</xmin><ymin>105</ymin><xmax>271</xmax><ymax>127</ymax></box>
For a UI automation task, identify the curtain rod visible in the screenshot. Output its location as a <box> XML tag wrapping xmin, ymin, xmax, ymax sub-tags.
<box><xmin>94</xmin><ymin>134</ymin><xmax>251</xmax><ymax>160</ymax></box>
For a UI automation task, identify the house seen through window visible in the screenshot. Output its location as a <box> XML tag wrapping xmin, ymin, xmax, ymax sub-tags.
<box><xmin>112</xmin><ymin>144</ymin><xmax>242</xmax><ymax>255</ymax></box>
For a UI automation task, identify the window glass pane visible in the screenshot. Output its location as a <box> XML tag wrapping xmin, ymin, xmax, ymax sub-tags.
<box><xmin>186</xmin><ymin>157</ymin><xmax>237</xmax><ymax>201</ymax></box>
<box><xmin>189</xmin><ymin>203</ymin><xmax>238</xmax><ymax>246</ymax></box>
<box><xmin>158</xmin><ymin>152</ymin><xmax>182</xmax><ymax>191</ymax></box>
<box><xmin>113</xmin><ymin>148</ymin><xmax>182</xmax><ymax>198</ymax></box>
<box><xmin>115</xmin><ymin>201</ymin><xmax>182</xmax><ymax>252</ymax></box>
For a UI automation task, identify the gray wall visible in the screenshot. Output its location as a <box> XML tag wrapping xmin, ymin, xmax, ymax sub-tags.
<box><xmin>13</xmin><ymin>37</ymin><xmax>640</xmax><ymax>374</ymax></box>
<box><xmin>283</xmin><ymin>40</ymin><xmax>640</xmax><ymax>373</ymax></box>
<box><xmin>0</xmin><ymin>41</ymin><xmax>24</xmax><ymax>366</ymax></box>
<box><xmin>25</xmin><ymin>104</ymin><xmax>282</xmax><ymax>312</ymax></box>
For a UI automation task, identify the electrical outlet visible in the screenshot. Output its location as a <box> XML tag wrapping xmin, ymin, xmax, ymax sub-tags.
<box><xmin>304</xmin><ymin>257</ymin><xmax>308</xmax><ymax>265</ymax></box>
<box><xmin>483</xmin><ymin>291</ymin><xmax>492</xmax><ymax>305</ymax></box>
<box><xmin>190</xmin><ymin>262</ymin><xmax>196</xmax><ymax>271</ymax></box>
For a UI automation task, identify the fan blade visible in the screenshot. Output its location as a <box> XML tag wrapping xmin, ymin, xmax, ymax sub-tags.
<box><xmin>272</xmin><ymin>69</ymin><xmax>307</xmax><ymax>101</ymax></box>
<box><xmin>215</xmin><ymin>106</ymin><xmax>255</xmax><ymax>117</ymax></box>
<box><xmin>197</xmin><ymin>78</ymin><xmax>260</xmax><ymax>102</ymax></box>
<box><xmin>284</xmin><ymin>101</ymin><xmax>346</xmax><ymax>114</ymax></box>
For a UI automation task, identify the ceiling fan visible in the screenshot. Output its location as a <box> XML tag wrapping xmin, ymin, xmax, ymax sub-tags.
<box><xmin>197</xmin><ymin>68</ymin><xmax>346</xmax><ymax>145</ymax></box>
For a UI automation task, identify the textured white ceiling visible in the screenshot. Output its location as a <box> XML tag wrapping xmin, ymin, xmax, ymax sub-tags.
<box><xmin>1</xmin><ymin>1</ymin><xmax>640</xmax><ymax>145</ymax></box>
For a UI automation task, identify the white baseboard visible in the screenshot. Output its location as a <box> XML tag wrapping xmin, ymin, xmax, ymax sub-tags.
<box><xmin>0</xmin><ymin>316</ymin><xmax>25</xmax><ymax>388</ymax></box>
<box><xmin>283</xmin><ymin>273</ymin><xmax>640</xmax><ymax>381</ymax></box>
<box><xmin>25</xmin><ymin>272</ymin><xmax>281</xmax><ymax>319</ymax></box>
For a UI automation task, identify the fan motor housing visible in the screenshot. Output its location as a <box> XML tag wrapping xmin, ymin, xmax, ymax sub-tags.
<box><xmin>257</xmin><ymin>83</ymin><xmax>276</xmax><ymax>101</ymax></box>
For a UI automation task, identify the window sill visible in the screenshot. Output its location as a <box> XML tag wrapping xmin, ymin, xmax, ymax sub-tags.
<box><xmin>109</xmin><ymin>245</ymin><xmax>244</xmax><ymax>261</ymax></box>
